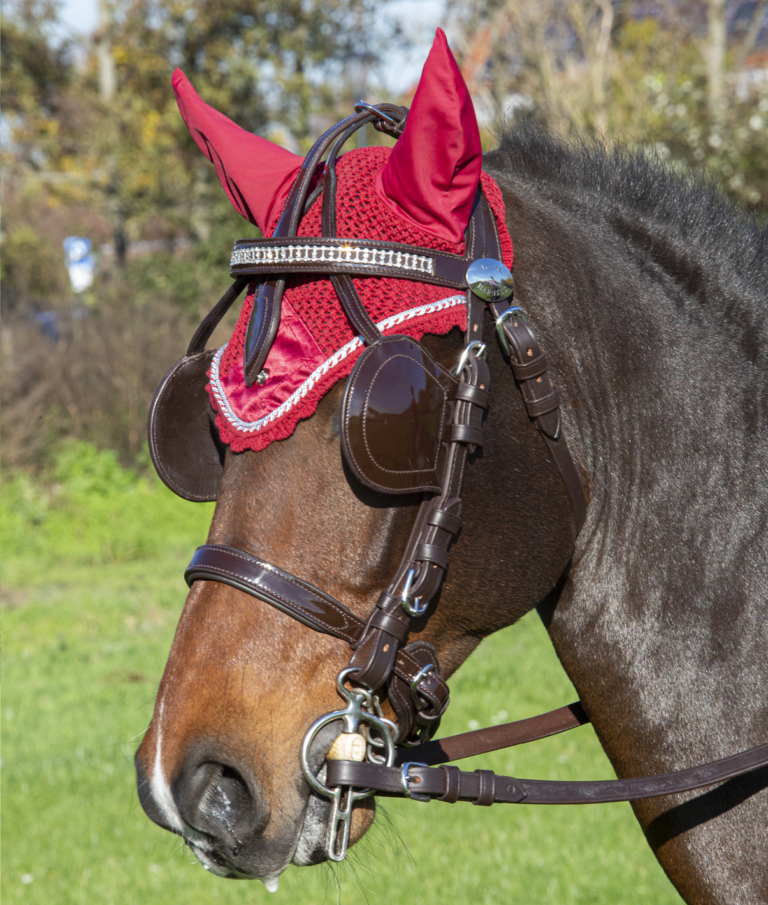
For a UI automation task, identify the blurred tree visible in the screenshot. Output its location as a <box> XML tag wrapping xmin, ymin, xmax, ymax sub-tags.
<box><xmin>1</xmin><ymin>0</ymin><xmax>395</xmax><ymax>285</ymax></box>
<box><xmin>0</xmin><ymin>0</ymin><xmax>398</xmax><ymax>467</ymax></box>
<box><xmin>448</xmin><ymin>0</ymin><xmax>768</xmax><ymax>212</ymax></box>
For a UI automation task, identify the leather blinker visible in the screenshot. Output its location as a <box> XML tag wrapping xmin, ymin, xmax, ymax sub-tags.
<box><xmin>341</xmin><ymin>335</ymin><xmax>459</xmax><ymax>495</ymax></box>
<box><xmin>148</xmin><ymin>350</ymin><xmax>225</xmax><ymax>502</ymax></box>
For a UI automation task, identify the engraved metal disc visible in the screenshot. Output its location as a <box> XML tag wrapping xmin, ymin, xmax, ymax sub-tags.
<box><xmin>466</xmin><ymin>258</ymin><xmax>514</xmax><ymax>302</ymax></box>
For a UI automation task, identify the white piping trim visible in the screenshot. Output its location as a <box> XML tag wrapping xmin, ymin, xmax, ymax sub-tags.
<box><xmin>210</xmin><ymin>295</ymin><xmax>466</xmax><ymax>435</ymax></box>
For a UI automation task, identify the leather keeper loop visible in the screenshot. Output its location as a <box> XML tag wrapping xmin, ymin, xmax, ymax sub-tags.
<box><xmin>473</xmin><ymin>769</ymin><xmax>496</xmax><ymax>806</ymax></box>
<box><xmin>450</xmin><ymin>424</ymin><xmax>484</xmax><ymax>447</ymax></box>
<box><xmin>511</xmin><ymin>352</ymin><xmax>548</xmax><ymax>382</ymax></box>
<box><xmin>455</xmin><ymin>383</ymin><xmax>490</xmax><ymax>408</ymax></box>
<box><xmin>375</xmin><ymin>591</ymin><xmax>400</xmax><ymax>613</ymax></box>
<box><xmin>438</xmin><ymin>765</ymin><xmax>461</xmax><ymax>803</ymax></box>
<box><xmin>525</xmin><ymin>390</ymin><xmax>561</xmax><ymax>419</ymax></box>
<box><xmin>415</xmin><ymin>543</ymin><xmax>449</xmax><ymax>570</ymax></box>
<box><xmin>427</xmin><ymin>508</ymin><xmax>462</xmax><ymax>535</ymax></box>
<box><xmin>367</xmin><ymin>608</ymin><xmax>410</xmax><ymax>642</ymax></box>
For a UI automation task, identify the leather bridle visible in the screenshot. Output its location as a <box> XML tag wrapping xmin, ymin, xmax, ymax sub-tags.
<box><xmin>162</xmin><ymin>102</ymin><xmax>768</xmax><ymax>863</ymax></box>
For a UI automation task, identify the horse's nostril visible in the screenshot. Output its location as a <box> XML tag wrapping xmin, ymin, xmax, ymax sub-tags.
<box><xmin>172</xmin><ymin>758</ymin><xmax>268</xmax><ymax>843</ymax></box>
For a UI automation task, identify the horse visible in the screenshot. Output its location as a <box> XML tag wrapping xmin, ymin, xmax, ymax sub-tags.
<box><xmin>135</xmin><ymin>31</ymin><xmax>768</xmax><ymax>903</ymax></box>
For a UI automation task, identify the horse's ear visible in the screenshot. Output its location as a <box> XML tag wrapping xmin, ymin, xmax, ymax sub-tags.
<box><xmin>173</xmin><ymin>69</ymin><xmax>303</xmax><ymax>233</ymax></box>
<box><xmin>375</xmin><ymin>29</ymin><xmax>482</xmax><ymax>244</ymax></box>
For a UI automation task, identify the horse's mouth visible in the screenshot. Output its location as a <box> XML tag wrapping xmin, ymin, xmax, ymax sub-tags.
<box><xmin>180</xmin><ymin>784</ymin><xmax>342</xmax><ymax>883</ymax></box>
<box><xmin>186</xmin><ymin>840</ymin><xmax>251</xmax><ymax>878</ymax></box>
<box><xmin>183</xmin><ymin>785</ymin><xmax>370</xmax><ymax>881</ymax></box>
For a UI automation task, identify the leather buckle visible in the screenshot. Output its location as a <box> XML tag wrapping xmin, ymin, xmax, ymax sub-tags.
<box><xmin>410</xmin><ymin>662</ymin><xmax>436</xmax><ymax>711</ymax></box>
<box><xmin>401</xmin><ymin>763</ymin><xmax>430</xmax><ymax>801</ymax></box>
<box><xmin>494</xmin><ymin>307</ymin><xmax>526</xmax><ymax>357</ymax></box>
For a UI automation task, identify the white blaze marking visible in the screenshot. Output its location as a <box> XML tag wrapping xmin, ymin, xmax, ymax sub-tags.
<box><xmin>150</xmin><ymin>701</ymin><xmax>185</xmax><ymax>834</ymax></box>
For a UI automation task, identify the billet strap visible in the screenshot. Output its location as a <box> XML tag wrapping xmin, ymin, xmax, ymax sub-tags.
<box><xmin>327</xmin><ymin>740</ymin><xmax>768</xmax><ymax>805</ymax></box>
<box><xmin>184</xmin><ymin>544</ymin><xmax>450</xmax><ymax>710</ymax></box>
<box><xmin>491</xmin><ymin>306</ymin><xmax>587</xmax><ymax>533</ymax></box>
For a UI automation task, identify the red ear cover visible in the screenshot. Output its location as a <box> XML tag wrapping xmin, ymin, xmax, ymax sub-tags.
<box><xmin>375</xmin><ymin>29</ymin><xmax>482</xmax><ymax>244</ymax></box>
<box><xmin>172</xmin><ymin>69</ymin><xmax>303</xmax><ymax>233</ymax></box>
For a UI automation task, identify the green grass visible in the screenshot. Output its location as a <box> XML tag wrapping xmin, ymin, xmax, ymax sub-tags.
<box><xmin>2</xmin><ymin>451</ymin><xmax>682</xmax><ymax>904</ymax></box>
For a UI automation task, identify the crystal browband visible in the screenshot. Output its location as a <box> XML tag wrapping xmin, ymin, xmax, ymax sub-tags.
<box><xmin>230</xmin><ymin>242</ymin><xmax>435</xmax><ymax>276</ymax></box>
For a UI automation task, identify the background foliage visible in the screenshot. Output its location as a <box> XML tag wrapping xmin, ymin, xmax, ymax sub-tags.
<box><xmin>1</xmin><ymin>0</ymin><xmax>766</xmax><ymax>469</ymax></box>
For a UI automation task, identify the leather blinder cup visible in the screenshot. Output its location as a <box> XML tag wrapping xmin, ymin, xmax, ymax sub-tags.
<box><xmin>148</xmin><ymin>350</ymin><xmax>226</xmax><ymax>502</ymax></box>
<box><xmin>341</xmin><ymin>335</ymin><xmax>459</xmax><ymax>494</ymax></box>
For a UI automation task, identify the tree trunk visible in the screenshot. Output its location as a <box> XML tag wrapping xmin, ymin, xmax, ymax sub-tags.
<box><xmin>706</xmin><ymin>0</ymin><xmax>727</xmax><ymax>134</ymax></box>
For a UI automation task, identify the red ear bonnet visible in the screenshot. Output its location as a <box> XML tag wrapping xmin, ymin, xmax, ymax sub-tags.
<box><xmin>172</xmin><ymin>40</ymin><xmax>512</xmax><ymax>456</ymax></box>
<box><xmin>375</xmin><ymin>29</ymin><xmax>482</xmax><ymax>244</ymax></box>
<box><xmin>172</xmin><ymin>69</ymin><xmax>303</xmax><ymax>233</ymax></box>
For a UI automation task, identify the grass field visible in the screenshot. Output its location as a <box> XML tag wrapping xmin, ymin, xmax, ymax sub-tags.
<box><xmin>2</xmin><ymin>449</ymin><xmax>682</xmax><ymax>904</ymax></box>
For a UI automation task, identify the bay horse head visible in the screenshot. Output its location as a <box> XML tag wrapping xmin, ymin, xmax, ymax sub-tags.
<box><xmin>136</xmin><ymin>29</ymin><xmax>581</xmax><ymax>882</ymax></box>
<box><xmin>136</xmin><ymin>28</ymin><xmax>768</xmax><ymax>902</ymax></box>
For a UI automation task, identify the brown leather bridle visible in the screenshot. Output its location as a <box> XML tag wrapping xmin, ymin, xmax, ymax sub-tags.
<box><xmin>157</xmin><ymin>103</ymin><xmax>768</xmax><ymax>863</ymax></box>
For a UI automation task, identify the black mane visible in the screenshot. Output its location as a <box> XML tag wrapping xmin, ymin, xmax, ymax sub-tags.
<box><xmin>488</xmin><ymin>125</ymin><xmax>768</xmax><ymax>323</ymax></box>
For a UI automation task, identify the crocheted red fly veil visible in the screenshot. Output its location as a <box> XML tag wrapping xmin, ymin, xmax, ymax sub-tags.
<box><xmin>173</xmin><ymin>30</ymin><xmax>513</xmax><ymax>453</ymax></box>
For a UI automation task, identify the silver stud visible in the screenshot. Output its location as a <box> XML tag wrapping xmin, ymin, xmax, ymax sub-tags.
<box><xmin>257</xmin><ymin>369</ymin><xmax>269</xmax><ymax>386</ymax></box>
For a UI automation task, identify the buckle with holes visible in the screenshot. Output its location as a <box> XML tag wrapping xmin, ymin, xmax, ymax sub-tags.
<box><xmin>495</xmin><ymin>307</ymin><xmax>526</xmax><ymax>357</ymax></box>
<box><xmin>401</xmin><ymin>762</ymin><xmax>431</xmax><ymax>801</ymax></box>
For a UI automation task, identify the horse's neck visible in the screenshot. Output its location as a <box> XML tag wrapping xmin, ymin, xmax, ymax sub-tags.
<box><xmin>493</xmin><ymin>169</ymin><xmax>768</xmax><ymax>778</ymax></box>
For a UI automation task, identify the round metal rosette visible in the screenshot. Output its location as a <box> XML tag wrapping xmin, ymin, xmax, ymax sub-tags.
<box><xmin>466</xmin><ymin>258</ymin><xmax>514</xmax><ymax>302</ymax></box>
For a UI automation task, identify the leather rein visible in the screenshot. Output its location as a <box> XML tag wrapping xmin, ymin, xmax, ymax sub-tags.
<box><xmin>182</xmin><ymin>103</ymin><xmax>768</xmax><ymax>862</ymax></box>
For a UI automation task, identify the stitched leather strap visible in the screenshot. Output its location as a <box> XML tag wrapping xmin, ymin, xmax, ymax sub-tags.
<box><xmin>327</xmin><ymin>741</ymin><xmax>768</xmax><ymax>805</ymax></box>
<box><xmin>395</xmin><ymin>702</ymin><xmax>590</xmax><ymax>766</ymax></box>
<box><xmin>185</xmin><ymin>544</ymin><xmax>449</xmax><ymax>703</ymax></box>
<box><xmin>242</xmin><ymin>106</ymin><xmax>388</xmax><ymax>386</ymax></box>
<box><xmin>487</xmin><ymin>302</ymin><xmax>587</xmax><ymax>533</ymax></box>
<box><xmin>322</xmin><ymin>130</ymin><xmax>384</xmax><ymax>344</ymax></box>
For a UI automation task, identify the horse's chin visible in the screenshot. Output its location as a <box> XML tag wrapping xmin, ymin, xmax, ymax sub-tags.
<box><xmin>185</xmin><ymin>789</ymin><xmax>375</xmax><ymax>882</ymax></box>
<box><xmin>292</xmin><ymin>790</ymin><xmax>376</xmax><ymax>866</ymax></box>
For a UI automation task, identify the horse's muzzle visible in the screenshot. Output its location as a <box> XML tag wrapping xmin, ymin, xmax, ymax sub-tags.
<box><xmin>134</xmin><ymin>719</ymin><xmax>369</xmax><ymax>878</ymax></box>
